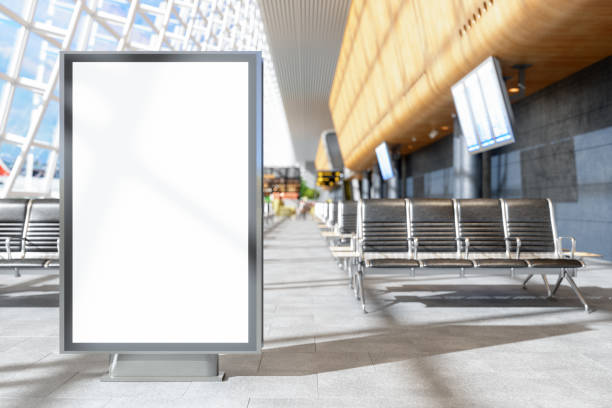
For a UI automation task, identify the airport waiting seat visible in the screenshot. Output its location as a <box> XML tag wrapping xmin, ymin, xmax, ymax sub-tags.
<box><xmin>503</xmin><ymin>199</ymin><xmax>586</xmax><ymax>309</ymax></box>
<box><xmin>410</xmin><ymin>199</ymin><xmax>472</xmax><ymax>268</ymax></box>
<box><xmin>353</xmin><ymin>197</ymin><xmax>589</xmax><ymax>312</ymax></box>
<box><xmin>0</xmin><ymin>198</ymin><xmax>59</xmax><ymax>275</ymax></box>
<box><xmin>24</xmin><ymin>199</ymin><xmax>59</xmax><ymax>263</ymax></box>
<box><xmin>0</xmin><ymin>199</ymin><xmax>28</xmax><ymax>258</ymax></box>
<box><xmin>504</xmin><ymin>199</ymin><xmax>582</xmax><ymax>268</ymax></box>
<box><xmin>456</xmin><ymin>199</ymin><xmax>528</xmax><ymax>268</ymax></box>
<box><xmin>352</xmin><ymin>200</ymin><xmax>417</xmax><ymax>308</ymax></box>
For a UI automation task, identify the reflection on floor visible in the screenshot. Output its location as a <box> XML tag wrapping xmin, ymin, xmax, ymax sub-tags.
<box><xmin>1</xmin><ymin>218</ymin><xmax>612</xmax><ymax>407</ymax></box>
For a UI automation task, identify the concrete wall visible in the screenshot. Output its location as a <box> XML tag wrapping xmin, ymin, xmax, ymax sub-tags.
<box><xmin>402</xmin><ymin>132</ymin><xmax>454</xmax><ymax>198</ymax></box>
<box><xmin>393</xmin><ymin>55</ymin><xmax>612</xmax><ymax>258</ymax></box>
<box><xmin>491</xmin><ymin>56</ymin><xmax>612</xmax><ymax>259</ymax></box>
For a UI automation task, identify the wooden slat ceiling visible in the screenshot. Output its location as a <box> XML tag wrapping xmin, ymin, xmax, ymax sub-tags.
<box><xmin>329</xmin><ymin>0</ymin><xmax>612</xmax><ymax>171</ymax></box>
<box><xmin>258</xmin><ymin>0</ymin><xmax>351</xmax><ymax>164</ymax></box>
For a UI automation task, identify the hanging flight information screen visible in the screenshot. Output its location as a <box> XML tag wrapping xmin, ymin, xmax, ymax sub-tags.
<box><xmin>60</xmin><ymin>52</ymin><xmax>262</xmax><ymax>353</ymax></box>
<box><xmin>451</xmin><ymin>56</ymin><xmax>515</xmax><ymax>154</ymax></box>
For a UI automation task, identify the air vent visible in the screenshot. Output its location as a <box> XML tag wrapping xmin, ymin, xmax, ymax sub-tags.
<box><xmin>459</xmin><ymin>0</ymin><xmax>495</xmax><ymax>37</ymax></box>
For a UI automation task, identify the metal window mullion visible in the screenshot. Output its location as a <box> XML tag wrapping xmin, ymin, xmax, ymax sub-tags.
<box><xmin>3</xmin><ymin>132</ymin><xmax>58</xmax><ymax>151</ymax></box>
<box><xmin>2</xmin><ymin>0</ymin><xmax>82</xmax><ymax>197</ymax></box>
<box><xmin>136</xmin><ymin>5</ymin><xmax>175</xmax><ymax>50</ymax></box>
<box><xmin>32</xmin><ymin>21</ymin><xmax>68</xmax><ymax>38</ymax></box>
<box><xmin>179</xmin><ymin>0</ymin><xmax>203</xmax><ymax>50</ymax></box>
<box><xmin>117</xmin><ymin>0</ymin><xmax>139</xmax><ymax>51</ymax></box>
<box><xmin>0</xmin><ymin>0</ymin><xmax>38</xmax><ymax>135</ymax></box>
<box><xmin>155</xmin><ymin>0</ymin><xmax>175</xmax><ymax>50</ymax></box>
<box><xmin>0</xmin><ymin>3</ymin><xmax>64</xmax><ymax>49</ymax></box>
<box><xmin>81</xmin><ymin>2</ymin><xmax>122</xmax><ymax>41</ymax></box>
<box><xmin>76</xmin><ymin>0</ymin><xmax>95</xmax><ymax>50</ymax></box>
<box><xmin>0</xmin><ymin>72</ymin><xmax>50</xmax><ymax>95</ymax></box>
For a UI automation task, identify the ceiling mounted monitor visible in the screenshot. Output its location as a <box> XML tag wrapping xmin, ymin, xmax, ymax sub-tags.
<box><xmin>451</xmin><ymin>56</ymin><xmax>515</xmax><ymax>154</ymax></box>
<box><xmin>375</xmin><ymin>142</ymin><xmax>395</xmax><ymax>180</ymax></box>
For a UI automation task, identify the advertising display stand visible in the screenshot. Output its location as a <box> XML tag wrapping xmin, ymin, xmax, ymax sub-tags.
<box><xmin>60</xmin><ymin>52</ymin><xmax>263</xmax><ymax>381</ymax></box>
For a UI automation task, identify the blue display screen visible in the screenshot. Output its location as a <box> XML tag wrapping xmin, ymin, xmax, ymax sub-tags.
<box><xmin>375</xmin><ymin>142</ymin><xmax>394</xmax><ymax>180</ymax></box>
<box><xmin>451</xmin><ymin>56</ymin><xmax>515</xmax><ymax>154</ymax></box>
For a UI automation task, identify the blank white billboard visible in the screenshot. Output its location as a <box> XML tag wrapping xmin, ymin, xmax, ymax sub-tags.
<box><xmin>61</xmin><ymin>53</ymin><xmax>262</xmax><ymax>352</ymax></box>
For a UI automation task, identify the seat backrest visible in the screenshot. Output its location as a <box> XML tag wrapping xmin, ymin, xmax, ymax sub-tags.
<box><xmin>0</xmin><ymin>199</ymin><xmax>28</xmax><ymax>253</ymax></box>
<box><xmin>338</xmin><ymin>200</ymin><xmax>357</xmax><ymax>234</ymax></box>
<box><xmin>456</xmin><ymin>199</ymin><xmax>507</xmax><ymax>256</ymax></box>
<box><xmin>409</xmin><ymin>198</ymin><xmax>458</xmax><ymax>254</ymax></box>
<box><xmin>360</xmin><ymin>199</ymin><xmax>409</xmax><ymax>252</ymax></box>
<box><xmin>503</xmin><ymin>199</ymin><xmax>556</xmax><ymax>255</ymax></box>
<box><xmin>25</xmin><ymin>199</ymin><xmax>59</xmax><ymax>254</ymax></box>
<box><xmin>327</xmin><ymin>201</ymin><xmax>337</xmax><ymax>227</ymax></box>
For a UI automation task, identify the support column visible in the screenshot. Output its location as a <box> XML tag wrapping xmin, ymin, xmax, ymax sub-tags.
<box><xmin>361</xmin><ymin>173</ymin><xmax>370</xmax><ymax>199</ymax></box>
<box><xmin>481</xmin><ymin>151</ymin><xmax>491</xmax><ymax>198</ymax></box>
<box><xmin>399</xmin><ymin>156</ymin><xmax>408</xmax><ymax>197</ymax></box>
<box><xmin>453</xmin><ymin>117</ymin><xmax>481</xmax><ymax>198</ymax></box>
<box><xmin>370</xmin><ymin>167</ymin><xmax>382</xmax><ymax>199</ymax></box>
<box><xmin>386</xmin><ymin>158</ymin><xmax>400</xmax><ymax>198</ymax></box>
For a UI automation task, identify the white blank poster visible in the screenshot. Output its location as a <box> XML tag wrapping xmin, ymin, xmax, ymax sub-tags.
<box><xmin>71</xmin><ymin>60</ymin><xmax>250</xmax><ymax>344</ymax></box>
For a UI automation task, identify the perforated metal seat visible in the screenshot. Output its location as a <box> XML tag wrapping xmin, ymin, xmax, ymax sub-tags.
<box><xmin>526</xmin><ymin>259</ymin><xmax>583</xmax><ymax>268</ymax></box>
<box><xmin>456</xmin><ymin>199</ymin><xmax>526</xmax><ymax>268</ymax></box>
<box><xmin>473</xmin><ymin>259</ymin><xmax>528</xmax><ymax>268</ymax></box>
<box><xmin>420</xmin><ymin>259</ymin><xmax>473</xmax><ymax>268</ymax></box>
<box><xmin>25</xmin><ymin>199</ymin><xmax>59</xmax><ymax>259</ymax></box>
<box><xmin>409</xmin><ymin>199</ymin><xmax>465</xmax><ymax>266</ymax></box>
<box><xmin>0</xmin><ymin>259</ymin><xmax>46</xmax><ymax>268</ymax></box>
<box><xmin>366</xmin><ymin>259</ymin><xmax>419</xmax><ymax>268</ymax></box>
<box><xmin>504</xmin><ymin>199</ymin><xmax>583</xmax><ymax>269</ymax></box>
<box><xmin>0</xmin><ymin>199</ymin><xmax>28</xmax><ymax>256</ymax></box>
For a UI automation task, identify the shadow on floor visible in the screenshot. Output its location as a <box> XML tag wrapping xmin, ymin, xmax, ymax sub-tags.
<box><xmin>376</xmin><ymin>282</ymin><xmax>612</xmax><ymax>310</ymax></box>
<box><xmin>226</xmin><ymin>314</ymin><xmax>604</xmax><ymax>377</ymax></box>
<box><xmin>0</xmin><ymin>275</ymin><xmax>59</xmax><ymax>307</ymax></box>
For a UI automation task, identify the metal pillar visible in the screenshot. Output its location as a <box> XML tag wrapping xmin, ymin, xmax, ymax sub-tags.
<box><xmin>361</xmin><ymin>173</ymin><xmax>371</xmax><ymax>199</ymax></box>
<box><xmin>453</xmin><ymin>117</ymin><xmax>482</xmax><ymax>198</ymax></box>
<box><xmin>386</xmin><ymin>158</ymin><xmax>400</xmax><ymax>198</ymax></box>
<box><xmin>370</xmin><ymin>167</ymin><xmax>382</xmax><ymax>199</ymax></box>
<box><xmin>103</xmin><ymin>354</ymin><xmax>224</xmax><ymax>382</ymax></box>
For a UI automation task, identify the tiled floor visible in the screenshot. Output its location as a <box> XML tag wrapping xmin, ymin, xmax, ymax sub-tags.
<box><xmin>1</xmin><ymin>218</ymin><xmax>612</xmax><ymax>407</ymax></box>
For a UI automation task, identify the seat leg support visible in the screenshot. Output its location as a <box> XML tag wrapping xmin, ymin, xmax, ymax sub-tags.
<box><xmin>541</xmin><ymin>274</ymin><xmax>552</xmax><ymax>298</ymax></box>
<box><xmin>357</xmin><ymin>267</ymin><xmax>366</xmax><ymax>313</ymax></box>
<box><xmin>522</xmin><ymin>274</ymin><xmax>533</xmax><ymax>289</ymax></box>
<box><xmin>564</xmin><ymin>271</ymin><xmax>590</xmax><ymax>312</ymax></box>
<box><xmin>552</xmin><ymin>272</ymin><xmax>564</xmax><ymax>295</ymax></box>
<box><xmin>13</xmin><ymin>268</ymin><xmax>20</xmax><ymax>278</ymax></box>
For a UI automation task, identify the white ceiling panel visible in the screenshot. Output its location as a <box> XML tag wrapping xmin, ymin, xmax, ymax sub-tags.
<box><xmin>258</xmin><ymin>0</ymin><xmax>351</xmax><ymax>164</ymax></box>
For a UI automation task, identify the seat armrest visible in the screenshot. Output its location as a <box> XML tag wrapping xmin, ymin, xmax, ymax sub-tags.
<box><xmin>455</xmin><ymin>237</ymin><xmax>470</xmax><ymax>259</ymax></box>
<box><xmin>504</xmin><ymin>237</ymin><xmax>521</xmax><ymax>259</ymax></box>
<box><xmin>408</xmin><ymin>237</ymin><xmax>419</xmax><ymax>258</ymax></box>
<box><xmin>558</xmin><ymin>236</ymin><xmax>576</xmax><ymax>259</ymax></box>
<box><xmin>4</xmin><ymin>237</ymin><xmax>27</xmax><ymax>260</ymax></box>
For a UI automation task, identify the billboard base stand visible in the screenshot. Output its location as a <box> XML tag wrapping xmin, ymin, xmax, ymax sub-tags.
<box><xmin>101</xmin><ymin>354</ymin><xmax>224</xmax><ymax>382</ymax></box>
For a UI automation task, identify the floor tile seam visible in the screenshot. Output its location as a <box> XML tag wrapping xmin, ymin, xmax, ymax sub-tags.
<box><xmin>1</xmin><ymin>350</ymin><xmax>55</xmax><ymax>379</ymax></box>
<box><xmin>42</xmin><ymin>370</ymin><xmax>80</xmax><ymax>398</ymax></box>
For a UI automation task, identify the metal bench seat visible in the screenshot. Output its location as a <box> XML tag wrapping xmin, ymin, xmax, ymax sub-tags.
<box><xmin>473</xmin><ymin>258</ymin><xmax>529</xmax><ymax>268</ymax></box>
<box><xmin>351</xmin><ymin>197</ymin><xmax>589</xmax><ymax>312</ymax></box>
<box><xmin>526</xmin><ymin>258</ymin><xmax>583</xmax><ymax>268</ymax></box>
<box><xmin>0</xmin><ymin>198</ymin><xmax>59</xmax><ymax>276</ymax></box>
<box><xmin>365</xmin><ymin>258</ymin><xmax>419</xmax><ymax>268</ymax></box>
<box><xmin>0</xmin><ymin>259</ymin><xmax>47</xmax><ymax>268</ymax></box>
<box><xmin>420</xmin><ymin>259</ymin><xmax>473</xmax><ymax>268</ymax></box>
